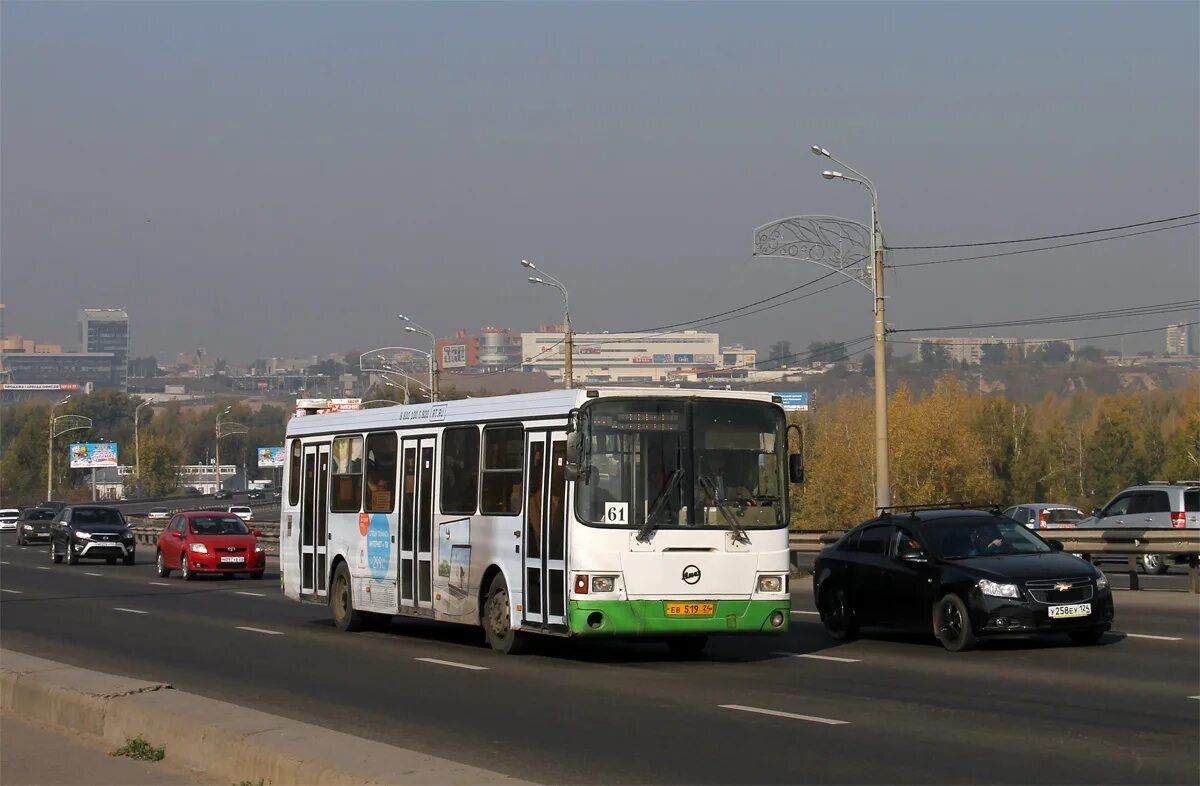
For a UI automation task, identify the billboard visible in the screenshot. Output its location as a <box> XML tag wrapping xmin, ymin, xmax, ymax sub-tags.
<box><xmin>441</xmin><ymin>344</ymin><xmax>467</xmax><ymax>369</ymax></box>
<box><xmin>577</xmin><ymin>345</ymin><xmax>602</xmax><ymax>355</ymax></box>
<box><xmin>694</xmin><ymin>354</ymin><xmax>715</xmax><ymax>364</ymax></box>
<box><xmin>69</xmin><ymin>442</ymin><xmax>119</xmax><ymax>468</ymax></box>
<box><xmin>0</xmin><ymin>383</ymin><xmax>82</xmax><ymax>391</ymax></box>
<box><xmin>652</xmin><ymin>354</ymin><xmax>669</xmax><ymax>364</ymax></box>
<box><xmin>775</xmin><ymin>392</ymin><xmax>810</xmax><ymax>412</ymax></box>
<box><xmin>632</xmin><ymin>355</ymin><xmax>653</xmax><ymax>364</ymax></box>
<box><xmin>673</xmin><ymin>354</ymin><xmax>694</xmax><ymax>364</ymax></box>
<box><xmin>257</xmin><ymin>447</ymin><xmax>286</xmax><ymax>467</ymax></box>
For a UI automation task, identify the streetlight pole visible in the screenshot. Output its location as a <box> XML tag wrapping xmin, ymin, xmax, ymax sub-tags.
<box><xmin>398</xmin><ymin>315</ymin><xmax>438</xmax><ymax>401</ymax></box>
<box><xmin>215</xmin><ymin>406</ymin><xmax>231</xmax><ymax>495</ymax></box>
<box><xmin>812</xmin><ymin>145</ymin><xmax>890</xmax><ymax>509</ymax></box>
<box><xmin>521</xmin><ymin>259</ymin><xmax>572</xmax><ymax>388</ymax></box>
<box><xmin>47</xmin><ymin>395</ymin><xmax>71</xmax><ymax>501</ymax></box>
<box><xmin>134</xmin><ymin>399</ymin><xmax>150</xmax><ymax>493</ymax></box>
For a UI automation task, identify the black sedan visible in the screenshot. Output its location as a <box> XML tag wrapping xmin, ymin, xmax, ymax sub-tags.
<box><xmin>49</xmin><ymin>505</ymin><xmax>137</xmax><ymax>566</ymax></box>
<box><xmin>813</xmin><ymin>508</ymin><xmax>1114</xmax><ymax>651</ymax></box>
<box><xmin>16</xmin><ymin>507</ymin><xmax>57</xmax><ymax>546</ymax></box>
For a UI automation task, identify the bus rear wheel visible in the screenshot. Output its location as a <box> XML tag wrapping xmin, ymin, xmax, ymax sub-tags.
<box><xmin>331</xmin><ymin>562</ymin><xmax>364</xmax><ymax>632</ymax></box>
<box><xmin>483</xmin><ymin>574</ymin><xmax>525</xmax><ymax>654</ymax></box>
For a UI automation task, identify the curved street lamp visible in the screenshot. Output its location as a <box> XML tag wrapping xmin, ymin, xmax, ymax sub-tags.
<box><xmin>47</xmin><ymin>396</ymin><xmax>92</xmax><ymax>501</ymax></box>
<box><xmin>521</xmin><ymin>258</ymin><xmax>572</xmax><ymax>388</ymax></box>
<box><xmin>397</xmin><ymin>315</ymin><xmax>438</xmax><ymax>401</ymax></box>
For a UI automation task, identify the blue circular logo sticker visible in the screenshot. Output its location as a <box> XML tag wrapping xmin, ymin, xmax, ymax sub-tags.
<box><xmin>366</xmin><ymin>513</ymin><xmax>391</xmax><ymax>581</ymax></box>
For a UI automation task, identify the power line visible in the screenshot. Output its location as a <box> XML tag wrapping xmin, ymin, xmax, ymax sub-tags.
<box><xmin>891</xmin><ymin>221</ymin><xmax>1199</xmax><ymax>269</ymax></box>
<box><xmin>890</xmin><ymin>321</ymin><xmax>1198</xmax><ymax>347</ymax></box>
<box><xmin>893</xmin><ymin>299</ymin><xmax>1199</xmax><ymax>335</ymax></box>
<box><xmin>888</xmin><ymin>212</ymin><xmax>1199</xmax><ymax>250</ymax></box>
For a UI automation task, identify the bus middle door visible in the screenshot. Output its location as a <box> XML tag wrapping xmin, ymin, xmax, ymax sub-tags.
<box><xmin>523</xmin><ymin>430</ymin><xmax>568</xmax><ymax>630</ymax></box>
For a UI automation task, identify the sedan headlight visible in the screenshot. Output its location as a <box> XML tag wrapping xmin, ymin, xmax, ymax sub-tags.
<box><xmin>1094</xmin><ymin>572</ymin><xmax>1108</xmax><ymax>591</ymax></box>
<box><xmin>189</xmin><ymin>543</ymin><xmax>209</xmax><ymax>554</ymax></box>
<box><xmin>977</xmin><ymin>579</ymin><xmax>1020</xmax><ymax>599</ymax></box>
<box><xmin>758</xmin><ymin>575</ymin><xmax>785</xmax><ymax>593</ymax></box>
<box><xmin>74</xmin><ymin>530</ymin><xmax>92</xmax><ymax>540</ymax></box>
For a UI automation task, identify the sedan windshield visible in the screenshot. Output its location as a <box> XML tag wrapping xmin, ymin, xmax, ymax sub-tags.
<box><xmin>23</xmin><ymin>509</ymin><xmax>56</xmax><ymax>522</ymax></box>
<box><xmin>925</xmin><ymin>516</ymin><xmax>1053</xmax><ymax>558</ymax></box>
<box><xmin>71</xmin><ymin>508</ymin><xmax>126</xmax><ymax>528</ymax></box>
<box><xmin>190</xmin><ymin>516</ymin><xmax>251</xmax><ymax>535</ymax></box>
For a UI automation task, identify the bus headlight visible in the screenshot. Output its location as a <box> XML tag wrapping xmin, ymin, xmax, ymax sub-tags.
<box><xmin>757</xmin><ymin>575</ymin><xmax>784</xmax><ymax>593</ymax></box>
<box><xmin>591</xmin><ymin>576</ymin><xmax>617</xmax><ymax>593</ymax></box>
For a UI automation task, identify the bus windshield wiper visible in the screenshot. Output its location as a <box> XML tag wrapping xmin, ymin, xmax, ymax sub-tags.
<box><xmin>636</xmin><ymin>468</ymin><xmax>685</xmax><ymax>543</ymax></box>
<box><xmin>699</xmin><ymin>475</ymin><xmax>750</xmax><ymax>544</ymax></box>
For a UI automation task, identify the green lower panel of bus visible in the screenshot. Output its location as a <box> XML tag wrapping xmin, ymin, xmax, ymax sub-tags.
<box><xmin>567</xmin><ymin>599</ymin><xmax>790</xmax><ymax>636</ymax></box>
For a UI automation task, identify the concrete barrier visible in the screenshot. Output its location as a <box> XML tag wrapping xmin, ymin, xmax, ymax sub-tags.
<box><xmin>0</xmin><ymin>649</ymin><xmax>529</xmax><ymax>785</ymax></box>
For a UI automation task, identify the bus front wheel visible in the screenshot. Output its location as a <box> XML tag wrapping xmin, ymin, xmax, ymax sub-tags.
<box><xmin>331</xmin><ymin>562</ymin><xmax>364</xmax><ymax>632</ymax></box>
<box><xmin>483</xmin><ymin>574</ymin><xmax>526</xmax><ymax>654</ymax></box>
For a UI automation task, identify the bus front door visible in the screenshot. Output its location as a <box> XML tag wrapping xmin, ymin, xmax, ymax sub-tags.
<box><xmin>523</xmin><ymin>431</ymin><xmax>568</xmax><ymax>629</ymax></box>
<box><xmin>400</xmin><ymin>436</ymin><xmax>436</xmax><ymax>612</ymax></box>
<box><xmin>300</xmin><ymin>444</ymin><xmax>330</xmax><ymax>598</ymax></box>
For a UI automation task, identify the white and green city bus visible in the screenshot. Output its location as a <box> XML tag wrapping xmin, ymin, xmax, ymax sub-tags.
<box><xmin>280</xmin><ymin>388</ymin><xmax>801</xmax><ymax>654</ymax></box>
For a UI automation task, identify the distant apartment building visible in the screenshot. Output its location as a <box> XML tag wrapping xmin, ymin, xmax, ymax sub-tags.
<box><xmin>721</xmin><ymin>344</ymin><xmax>758</xmax><ymax>371</ymax></box>
<box><xmin>913</xmin><ymin>336</ymin><xmax>1077</xmax><ymax>365</ymax></box>
<box><xmin>1166</xmin><ymin>323</ymin><xmax>1193</xmax><ymax>356</ymax></box>
<box><xmin>521</xmin><ymin>329</ymin><xmax>722</xmax><ymax>383</ymax></box>
<box><xmin>1</xmin><ymin>351</ymin><xmax>116</xmax><ymax>389</ymax></box>
<box><xmin>78</xmin><ymin>308</ymin><xmax>130</xmax><ymax>391</ymax></box>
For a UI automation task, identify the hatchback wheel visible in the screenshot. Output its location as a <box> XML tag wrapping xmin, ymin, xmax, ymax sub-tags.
<box><xmin>156</xmin><ymin>551</ymin><xmax>171</xmax><ymax>578</ymax></box>
<box><xmin>180</xmin><ymin>557</ymin><xmax>193</xmax><ymax>581</ymax></box>
<box><xmin>1140</xmin><ymin>554</ymin><xmax>1169</xmax><ymax>575</ymax></box>
<box><xmin>934</xmin><ymin>593</ymin><xmax>976</xmax><ymax>652</ymax></box>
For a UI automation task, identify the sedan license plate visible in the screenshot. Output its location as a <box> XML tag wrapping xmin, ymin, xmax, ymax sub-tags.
<box><xmin>665</xmin><ymin>602</ymin><xmax>714</xmax><ymax>617</ymax></box>
<box><xmin>1048</xmin><ymin>603</ymin><xmax>1091</xmax><ymax>619</ymax></box>
<box><xmin>219</xmin><ymin>556</ymin><xmax>245</xmax><ymax>564</ymax></box>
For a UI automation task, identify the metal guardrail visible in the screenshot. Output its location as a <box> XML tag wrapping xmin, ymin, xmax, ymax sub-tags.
<box><xmin>789</xmin><ymin>528</ymin><xmax>1200</xmax><ymax>593</ymax></box>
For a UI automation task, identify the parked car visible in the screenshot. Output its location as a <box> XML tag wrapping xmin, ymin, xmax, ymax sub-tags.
<box><xmin>227</xmin><ymin>505</ymin><xmax>253</xmax><ymax>522</ymax></box>
<box><xmin>813</xmin><ymin>507</ymin><xmax>1113</xmax><ymax>652</ymax></box>
<box><xmin>49</xmin><ymin>506</ymin><xmax>136</xmax><ymax>565</ymax></box>
<box><xmin>147</xmin><ymin>507</ymin><xmax>171</xmax><ymax>521</ymax></box>
<box><xmin>1075</xmin><ymin>482</ymin><xmax>1200</xmax><ymax>574</ymax></box>
<box><xmin>0</xmin><ymin>508</ymin><xmax>19</xmax><ymax>532</ymax></box>
<box><xmin>155</xmin><ymin>511</ymin><xmax>266</xmax><ymax>580</ymax></box>
<box><xmin>1002</xmin><ymin>503</ymin><xmax>1085</xmax><ymax>530</ymax></box>
<box><xmin>214</xmin><ymin>489</ymin><xmax>233</xmax><ymax>500</ymax></box>
<box><xmin>16</xmin><ymin>507</ymin><xmax>57</xmax><ymax>545</ymax></box>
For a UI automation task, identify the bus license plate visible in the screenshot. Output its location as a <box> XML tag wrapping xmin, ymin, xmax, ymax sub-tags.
<box><xmin>1048</xmin><ymin>603</ymin><xmax>1090</xmax><ymax>619</ymax></box>
<box><xmin>665</xmin><ymin>602</ymin><xmax>714</xmax><ymax>617</ymax></box>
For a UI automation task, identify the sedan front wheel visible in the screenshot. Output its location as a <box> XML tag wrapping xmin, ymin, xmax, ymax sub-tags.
<box><xmin>934</xmin><ymin>593</ymin><xmax>976</xmax><ymax>652</ymax></box>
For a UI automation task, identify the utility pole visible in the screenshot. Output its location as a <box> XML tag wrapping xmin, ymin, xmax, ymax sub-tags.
<box><xmin>521</xmin><ymin>259</ymin><xmax>573</xmax><ymax>389</ymax></box>
<box><xmin>398</xmin><ymin>316</ymin><xmax>438</xmax><ymax>402</ymax></box>
<box><xmin>47</xmin><ymin>396</ymin><xmax>71</xmax><ymax>501</ymax></box>
<box><xmin>215</xmin><ymin>406</ymin><xmax>231</xmax><ymax>494</ymax></box>
<box><xmin>134</xmin><ymin>399</ymin><xmax>150</xmax><ymax>493</ymax></box>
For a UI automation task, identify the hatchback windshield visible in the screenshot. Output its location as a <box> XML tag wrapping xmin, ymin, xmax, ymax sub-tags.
<box><xmin>23</xmin><ymin>509</ymin><xmax>56</xmax><ymax>522</ymax></box>
<box><xmin>1043</xmin><ymin>508</ymin><xmax>1084</xmax><ymax>524</ymax></box>
<box><xmin>925</xmin><ymin>516</ymin><xmax>1053</xmax><ymax>558</ymax></box>
<box><xmin>71</xmin><ymin>508</ymin><xmax>126</xmax><ymax>528</ymax></box>
<box><xmin>189</xmin><ymin>516</ymin><xmax>250</xmax><ymax>535</ymax></box>
<box><xmin>575</xmin><ymin>398</ymin><xmax>786</xmax><ymax>530</ymax></box>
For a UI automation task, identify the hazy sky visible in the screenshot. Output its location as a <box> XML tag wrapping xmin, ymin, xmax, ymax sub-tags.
<box><xmin>3</xmin><ymin>1</ymin><xmax>1197</xmax><ymax>363</ymax></box>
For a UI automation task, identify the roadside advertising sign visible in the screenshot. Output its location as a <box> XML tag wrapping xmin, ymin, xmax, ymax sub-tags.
<box><xmin>69</xmin><ymin>442</ymin><xmax>119</xmax><ymax>468</ymax></box>
<box><xmin>441</xmin><ymin>344</ymin><xmax>467</xmax><ymax>369</ymax></box>
<box><xmin>257</xmin><ymin>447</ymin><xmax>286</xmax><ymax>467</ymax></box>
<box><xmin>775</xmin><ymin>392</ymin><xmax>810</xmax><ymax>411</ymax></box>
<box><xmin>673</xmin><ymin>354</ymin><xmax>694</xmax><ymax>364</ymax></box>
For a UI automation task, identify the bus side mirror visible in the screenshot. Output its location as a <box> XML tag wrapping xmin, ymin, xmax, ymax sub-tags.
<box><xmin>788</xmin><ymin>454</ymin><xmax>805</xmax><ymax>484</ymax></box>
<box><xmin>565</xmin><ymin>430</ymin><xmax>583</xmax><ymax>482</ymax></box>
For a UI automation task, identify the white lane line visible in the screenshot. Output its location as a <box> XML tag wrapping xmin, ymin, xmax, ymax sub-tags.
<box><xmin>2</xmin><ymin>589</ymin><xmax>23</xmax><ymax>594</ymax></box>
<box><xmin>235</xmin><ymin>626</ymin><xmax>284</xmax><ymax>635</ymax></box>
<box><xmin>415</xmin><ymin>657</ymin><xmax>488</xmax><ymax>671</ymax></box>
<box><xmin>1122</xmin><ymin>633</ymin><xmax>1183</xmax><ymax>641</ymax></box>
<box><xmin>234</xmin><ymin>591</ymin><xmax>266</xmax><ymax>597</ymax></box>
<box><xmin>36</xmin><ymin>567</ymin><xmax>50</xmax><ymax>571</ymax></box>
<box><xmin>790</xmin><ymin>610</ymin><xmax>820</xmax><ymax>616</ymax></box>
<box><xmin>113</xmin><ymin>607</ymin><xmax>148</xmax><ymax>614</ymax></box>
<box><xmin>84</xmin><ymin>572</ymin><xmax>103</xmax><ymax>577</ymax></box>
<box><xmin>774</xmin><ymin>651</ymin><xmax>861</xmax><ymax>663</ymax></box>
<box><xmin>0</xmin><ymin>560</ymin><xmax>9</xmax><ymax>564</ymax></box>
<box><xmin>1189</xmin><ymin>696</ymin><xmax>1200</xmax><ymax>700</ymax></box>
<box><xmin>148</xmin><ymin>581</ymin><xmax>171</xmax><ymax>586</ymax></box>
<box><xmin>720</xmin><ymin>704</ymin><xmax>849</xmax><ymax>726</ymax></box>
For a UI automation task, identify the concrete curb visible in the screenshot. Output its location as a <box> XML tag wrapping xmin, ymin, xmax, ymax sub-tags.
<box><xmin>1</xmin><ymin>649</ymin><xmax>530</xmax><ymax>785</ymax></box>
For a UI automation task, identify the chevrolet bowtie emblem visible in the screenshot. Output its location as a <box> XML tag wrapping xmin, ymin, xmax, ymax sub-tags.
<box><xmin>1054</xmin><ymin>582</ymin><xmax>1072</xmax><ymax>592</ymax></box>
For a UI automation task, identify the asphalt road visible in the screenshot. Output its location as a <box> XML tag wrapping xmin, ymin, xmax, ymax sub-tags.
<box><xmin>2</xmin><ymin>533</ymin><xmax>1197</xmax><ymax>785</ymax></box>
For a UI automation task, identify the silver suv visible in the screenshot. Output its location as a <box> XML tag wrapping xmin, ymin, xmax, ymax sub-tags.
<box><xmin>1077</xmin><ymin>482</ymin><xmax>1199</xmax><ymax>573</ymax></box>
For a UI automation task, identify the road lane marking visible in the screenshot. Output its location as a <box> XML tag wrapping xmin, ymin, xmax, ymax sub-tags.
<box><xmin>36</xmin><ymin>567</ymin><xmax>50</xmax><ymax>571</ymax></box>
<box><xmin>1122</xmin><ymin>633</ymin><xmax>1182</xmax><ymax>641</ymax></box>
<box><xmin>148</xmin><ymin>581</ymin><xmax>171</xmax><ymax>586</ymax></box>
<box><xmin>84</xmin><ymin>572</ymin><xmax>103</xmax><ymax>577</ymax></box>
<box><xmin>415</xmin><ymin>657</ymin><xmax>488</xmax><ymax>671</ymax></box>
<box><xmin>113</xmin><ymin>607</ymin><xmax>148</xmax><ymax>614</ymax></box>
<box><xmin>2</xmin><ymin>589</ymin><xmax>23</xmax><ymax>594</ymax></box>
<box><xmin>234</xmin><ymin>591</ymin><xmax>265</xmax><ymax>597</ymax></box>
<box><xmin>774</xmin><ymin>651</ymin><xmax>861</xmax><ymax>663</ymax></box>
<box><xmin>236</xmin><ymin>626</ymin><xmax>283</xmax><ymax>635</ymax></box>
<box><xmin>1189</xmin><ymin>696</ymin><xmax>1200</xmax><ymax>700</ymax></box>
<box><xmin>719</xmin><ymin>704</ymin><xmax>849</xmax><ymax>725</ymax></box>
<box><xmin>0</xmin><ymin>561</ymin><xmax>8</xmax><ymax>564</ymax></box>
<box><xmin>791</xmin><ymin>610</ymin><xmax>820</xmax><ymax>616</ymax></box>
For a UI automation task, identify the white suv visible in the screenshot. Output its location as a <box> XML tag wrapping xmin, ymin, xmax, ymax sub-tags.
<box><xmin>1077</xmin><ymin>482</ymin><xmax>1199</xmax><ymax>573</ymax></box>
<box><xmin>227</xmin><ymin>505</ymin><xmax>254</xmax><ymax>522</ymax></box>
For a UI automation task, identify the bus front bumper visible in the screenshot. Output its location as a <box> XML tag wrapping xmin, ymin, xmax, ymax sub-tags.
<box><xmin>567</xmin><ymin>599</ymin><xmax>790</xmax><ymax>636</ymax></box>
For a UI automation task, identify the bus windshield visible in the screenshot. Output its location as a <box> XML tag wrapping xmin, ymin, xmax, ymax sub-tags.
<box><xmin>576</xmin><ymin>398</ymin><xmax>786</xmax><ymax>530</ymax></box>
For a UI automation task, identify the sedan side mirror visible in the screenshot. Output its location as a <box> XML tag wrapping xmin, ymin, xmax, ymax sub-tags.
<box><xmin>1091</xmin><ymin>509</ymin><xmax>1101</xmax><ymax>518</ymax></box>
<box><xmin>253</xmin><ymin>529</ymin><xmax>263</xmax><ymax>537</ymax></box>
<box><xmin>898</xmin><ymin>549</ymin><xmax>927</xmax><ymax>563</ymax></box>
<box><xmin>1047</xmin><ymin>539</ymin><xmax>1064</xmax><ymax>552</ymax></box>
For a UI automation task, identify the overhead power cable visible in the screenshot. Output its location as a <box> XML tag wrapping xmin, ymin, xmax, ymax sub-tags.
<box><xmin>893</xmin><ymin>299</ymin><xmax>1199</xmax><ymax>335</ymax></box>
<box><xmin>888</xmin><ymin>212</ymin><xmax>1199</xmax><ymax>250</ymax></box>
<box><xmin>891</xmin><ymin>221</ymin><xmax>1199</xmax><ymax>269</ymax></box>
<box><xmin>890</xmin><ymin>321</ymin><xmax>1198</xmax><ymax>347</ymax></box>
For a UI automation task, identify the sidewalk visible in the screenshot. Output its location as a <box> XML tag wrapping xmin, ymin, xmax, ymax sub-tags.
<box><xmin>0</xmin><ymin>711</ymin><xmax>208</xmax><ymax>785</ymax></box>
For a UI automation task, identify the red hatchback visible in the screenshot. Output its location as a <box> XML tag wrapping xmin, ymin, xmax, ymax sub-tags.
<box><xmin>155</xmin><ymin>511</ymin><xmax>266</xmax><ymax>580</ymax></box>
